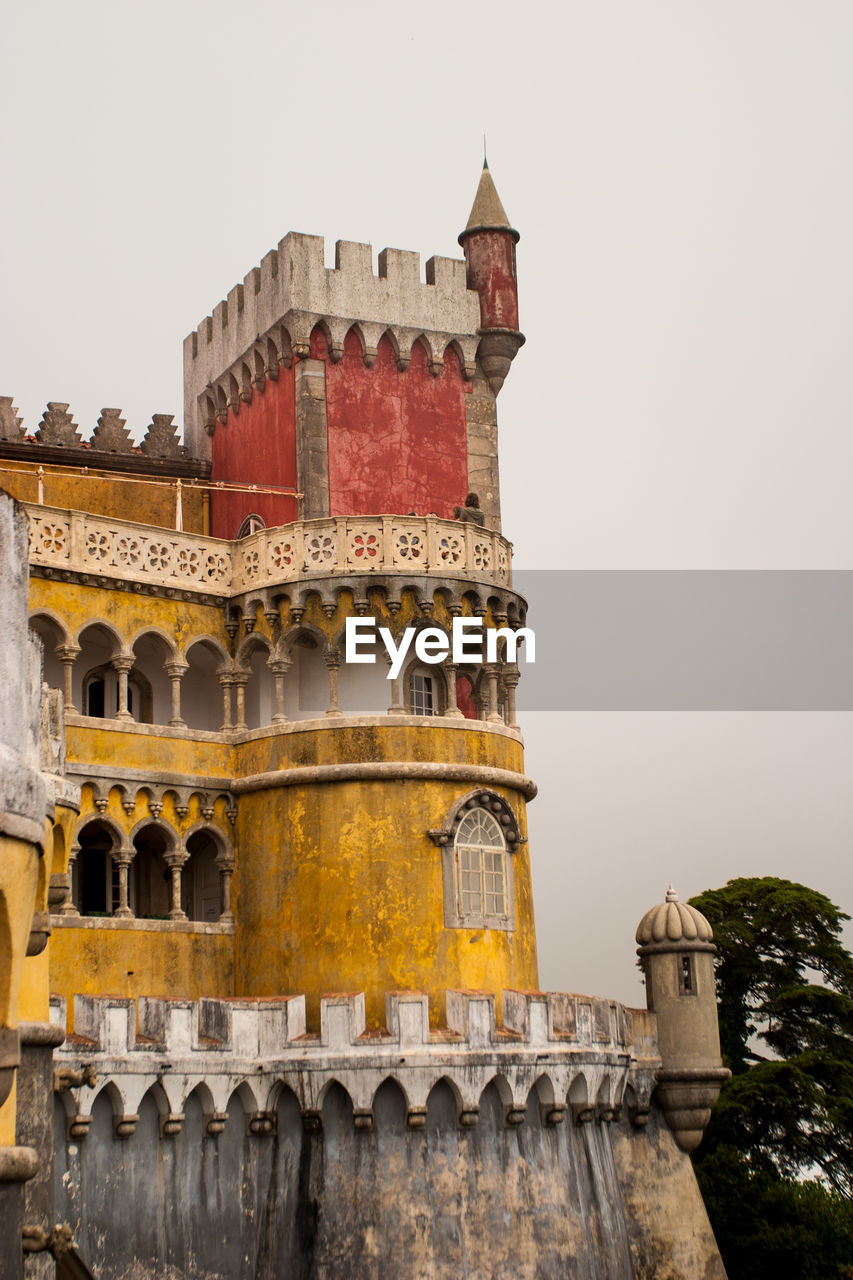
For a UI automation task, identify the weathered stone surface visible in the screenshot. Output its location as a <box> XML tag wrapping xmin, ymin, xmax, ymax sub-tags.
<box><xmin>90</xmin><ymin>409</ymin><xmax>133</xmax><ymax>454</ymax></box>
<box><xmin>0</xmin><ymin>397</ymin><xmax>24</xmax><ymax>442</ymax></box>
<box><xmin>35</xmin><ymin>403</ymin><xmax>81</xmax><ymax>448</ymax></box>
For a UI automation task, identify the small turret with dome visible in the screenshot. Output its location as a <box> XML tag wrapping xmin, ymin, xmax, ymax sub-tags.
<box><xmin>636</xmin><ymin>886</ymin><xmax>729</xmax><ymax>1152</ymax></box>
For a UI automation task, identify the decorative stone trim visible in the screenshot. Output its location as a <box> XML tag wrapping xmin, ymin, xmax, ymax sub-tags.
<box><xmin>231</xmin><ymin>762</ymin><xmax>537</xmax><ymax>800</ymax></box>
<box><xmin>25</xmin><ymin>504</ymin><xmax>514</xmax><ymax>597</ymax></box>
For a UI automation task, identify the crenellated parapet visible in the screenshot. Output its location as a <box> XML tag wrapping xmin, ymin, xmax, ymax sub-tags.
<box><xmin>50</xmin><ymin>989</ymin><xmax>656</xmax><ymax>1139</ymax></box>
<box><xmin>182</xmin><ymin>235</ymin><xmax>483</xmax><ymax>455</ymax></box>
<box><xmin>0</xmin><ymin>398</ymin><xmax>196</xmax><ymax>466</ymax></box>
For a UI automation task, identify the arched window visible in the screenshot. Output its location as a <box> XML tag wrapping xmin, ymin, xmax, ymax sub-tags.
<box><xmin>236</xmin><ymin>513</ymin><xmax>265</xmax><ymax>539</ymax></box>
<box><xmin>429</xmin><ymin>790</ymin><xmax>521</xmax><ymax>931</ymax></box>
<box><xmin>74</xmin><ymin>821</ymin><xmax>120</xmax><ymax>917</ymax></box>
<box><xmin>454</xmin><ymin>808</ymin><xmax>507</xmax><ymax>922</ymax></box>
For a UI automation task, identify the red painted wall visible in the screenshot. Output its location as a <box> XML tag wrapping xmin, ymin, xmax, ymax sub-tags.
<box><xmin>318</xmin><ymin>329</ymin><xmax>471</xmax><ymax>518</ymax></box>
<box><xmin>464</xmin><ymin>230</ymin><xmax>519</xmax><ymax>331</ymax></box>
<box><xmin>209</xmin><ymin>365</ymin><xmax>298</xmax><ymax>539</ymax></box>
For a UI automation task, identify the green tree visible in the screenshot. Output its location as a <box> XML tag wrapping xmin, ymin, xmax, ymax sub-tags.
<box><xmin>688</xmin><ymin>877</ymin><xmax>853</xmax><ymax>1278</ymax></box>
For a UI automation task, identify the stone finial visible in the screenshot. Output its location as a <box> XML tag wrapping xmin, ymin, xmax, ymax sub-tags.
<box><xmin>35</xmin><ymin>403</ymin><xmax>82</xmax><ymax>447</ymax></box>
<box><xmin>140</xmin><ymin>414</ymin><xmax>185</xmax><ymax>459</ymax></box>
<box><xmin>636</xmin><ymin>889</ymin><xmax>714</xmax><ymax>948</ymax></box>
<box><xmin>91</xmin><ymin>408</ymin><xmax>133</xmax><ymax>453</ymax></box>
<box><xmin>0</xmin><ymin>396</ymin><xmax>24</xmax><ymax>441</ymax></box>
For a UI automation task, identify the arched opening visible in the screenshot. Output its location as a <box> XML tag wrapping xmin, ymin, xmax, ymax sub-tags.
<box><xmin>182</xmin><ymin>640</ymin><xmax>225</xmax><ymax>732</ymax></box>
<box><xmin>181</xmin><ymin>829</ymin><xmax>223</xmax><ymax>922</ymax></box>
<box><xmin>455</xmin><ymin>672</ymin><xmax>478</xmax><ymax>719</ymax></box>
<box><xmin>29</xmin><ymin>614</ymin><xmax>65</xmax><ymax>694</ymax></box>
<box><xmin>75</xmin><ymin>624</ymin><xmax>120</xmax><ymax>716</ymax></box>
<box><xmin>131</xmin><ymin>824</ymin><xmax>173</xmax><ymax>920</ymax></box>
<box><xmin>75</xmin><ymin>820</ymin><xmax>120</xmax><ymax>917</ymax></box>
<box><xmin>130</xmin><ymin>633</ymin><xmax>173</xmax><ymax>725</ymax></box>
<box><xmin>241</xmin><ymin>642</ymin><xmax>275</xmax><ymax>729</ymax></box>
<box><xmin>285</xmin><ymin>632</ymin><xmax>328</xmax><ymax>721</ymax></box>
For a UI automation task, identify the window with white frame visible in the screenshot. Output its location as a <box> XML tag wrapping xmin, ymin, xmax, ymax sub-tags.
<box><xmin>454</xmin><ymin>808</ymin><xmax>507</xmax><ymax>922</ymax></box>
<box><xmin>409</xmin><ymin>671</ymin><xmax>435</xmax><ymax>716</ymax></box>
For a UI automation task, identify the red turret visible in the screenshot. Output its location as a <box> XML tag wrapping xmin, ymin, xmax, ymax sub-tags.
<box><xmin>458</xmin><ymin>161</ymin><xmax>524</xmax><ymax>394</ymax></box>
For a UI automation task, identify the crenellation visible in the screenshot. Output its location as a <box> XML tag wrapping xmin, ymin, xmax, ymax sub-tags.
<box><xmin>36</xmin><ymin>402</ymin><xmax>82</xmax><ymax>448</ymax></box>
<box><xmin>183</xmin><ymin>229</ymin><xmax>483</xmax><ymax>454</ymax></box>
<box><xmin>0</xmin><ymin>395</ymin><xmax>24</xmax><ymax>441</ymax></box>
<box><xmin>90</xmin><ymin>408</ymin><xmax>133</xmax><ymax>453</ymax></box>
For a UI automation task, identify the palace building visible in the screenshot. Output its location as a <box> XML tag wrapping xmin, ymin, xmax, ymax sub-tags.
<box><xmin>0</xmin><ymin>164</ymin><xmax>729</xmax><ymax>1278</ymax></box>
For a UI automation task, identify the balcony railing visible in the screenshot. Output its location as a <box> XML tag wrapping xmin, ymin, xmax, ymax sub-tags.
<box><xmin>25</xmin><ymin>505</ymin><xmax>512</xmax><ymax>598</ymax></box>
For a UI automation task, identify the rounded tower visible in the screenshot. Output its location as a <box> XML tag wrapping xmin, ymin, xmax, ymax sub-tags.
<box><xmin>636</xmin><ymin>886</ymin><xmax>730</xmax><ymax>1151</ymax></box>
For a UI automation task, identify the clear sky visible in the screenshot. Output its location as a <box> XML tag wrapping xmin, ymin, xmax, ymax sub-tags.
<box><xmin>4</xmin><ymin>1</ymin><xmax>852</xmax><ymax>1003</ymax></box>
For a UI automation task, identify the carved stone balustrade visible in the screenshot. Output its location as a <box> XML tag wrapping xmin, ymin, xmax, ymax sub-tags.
<box><xmin>25</xmin><ymin>504</ymin><xmax>513</xmax><ymax>601</ymax></box>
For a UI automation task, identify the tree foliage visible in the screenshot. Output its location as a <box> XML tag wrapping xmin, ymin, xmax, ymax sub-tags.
<box><xmin>690</xmin><ymin>876</ymin><xmax>853</xmax><ymax>1197</ymax></box>
<box><xmin>689</xmin><ymin>877</ymin><xmax>853</xmax><ymax>1276</ymax></box>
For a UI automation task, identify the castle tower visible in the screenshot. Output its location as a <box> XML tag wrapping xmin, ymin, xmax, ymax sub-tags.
<box><xmin>636</xmin><ymin>886</ymin><xmax>730</xmax><ymax>1151</ymax></box>
<box><xmin>177</xmin><ymin>163</ymin><xmax>539</xmax><ymax>1025</ymax></box>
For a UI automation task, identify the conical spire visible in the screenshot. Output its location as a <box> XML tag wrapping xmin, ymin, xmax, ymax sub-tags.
<box><xmin>460</xmin><ymin>160</ymin><xmax>519</xmax><ymax>243</ymax></box>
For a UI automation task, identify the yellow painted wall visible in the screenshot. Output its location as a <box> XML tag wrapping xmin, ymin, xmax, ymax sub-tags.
<box><xmin>233</xmin><ymin>723</ymin><xmax>538</xmax><ymax>1029</ymax></box>
<box><xmin>29</xmin><ymin>578</ymin><xmax>228</xmax><ymax>657</ymax></box>
<box><xmin>50</xmin><ymin>926</ymin><xmax>235</xmax><ymax>1031</ymax></box>
<box><xmin>0</xmin><ymin>461</ymin><xmax>205</xmax><ymax>533</ymax></box>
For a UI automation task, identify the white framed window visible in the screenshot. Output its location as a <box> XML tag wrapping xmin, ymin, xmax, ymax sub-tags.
<box><xmin>455</xmin><ymin>809</ymin><xmax>508</xmax><ymax>922</ymax></box>
<box><xmin>409</xmin><ymin>671</ymin><xmax>435</xmax><ymax>716</ymax></box>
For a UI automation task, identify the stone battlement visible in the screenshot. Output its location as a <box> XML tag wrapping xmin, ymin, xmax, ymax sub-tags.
<box><xmin>51</xmin><ymin>990</ymin><xmax>658</xmax><ymax>1136</ymax></box>
<box><xmin>53</xmin><ymin>989</ymin><xmax>634</xmax><ymax>1058</ymax></box>
<box><xmin>182</xmin><ymin>233</ymin><xmax>483</xmax><ymax>454</ymax></box>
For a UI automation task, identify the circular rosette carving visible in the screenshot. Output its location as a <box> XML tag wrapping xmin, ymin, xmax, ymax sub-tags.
<box><xmin>242</xmin><ymin>548</ymin><xmax>260</xmax><ymax>579</ymax></box>
<box><xmin>305</xmin><ymin>533</ymin><xmax>336</xmax><ymax>568</ymax></box>
<box><xmin>438</xmin><ymin>533</ymin><xmax>464</xmax><ymax>566</ymax></box>
<box><xmin>497</xmin><ymin>544</ymin><xmax>510</xmax><ymax>581</ymax></box>
<box><xmin>39</xmin><ymin>522</ymin><xmax>68</xmax><ymax>555</ymax></box>
<box><xmin>116</xmin><ymin>536</ymin><xmax>142</xmax><ymax>567</ymax></box>
<box><xmin>177</xmin><ymin>547</ymin><xmax>200</xmax><ymax>577</ymax></box>
<box><xmin>271</xmin><ymin>540</ymin><xmax>295</xmax><ymax>571</ymax></box>
<box><xmin>393</xmin><ymin>528</ymin><xmax>424</xmax><ymax>562</ymax></box>
<box><xmin>472</xmin><ymin>540</ymin><xmax>493</xmax><ymax>572</ymax></box>
<box><xmin>205</xmin><ymin>552</ymin><xmax>227</xmax><ymax>581</ymax></box>
<box><xmin>147</xmin><ymin>542</ymin><xmax>172</xmax><ymax>573</ymax></box>
<box><xmin>348</xmin><ymin>529</ymin><xmax>379</xmax><ymax>566</ymax></box>
<box><xmin>85</xmin><ymin>530</ymin><xmax>111</xmax><ymax>560</ymax></box>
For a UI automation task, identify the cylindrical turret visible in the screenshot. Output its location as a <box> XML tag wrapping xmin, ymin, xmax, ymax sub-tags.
<box><xmin>458</xmin><ymin>162</ymin><xmax>524</xmax><ymax>394</ymax></box>
<box><xmin>636</xmin><ymin>886</ymin><xmax>729</xmax><ymax>1152</ymax></box>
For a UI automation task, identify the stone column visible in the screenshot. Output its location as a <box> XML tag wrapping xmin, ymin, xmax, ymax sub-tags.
<box><xmin>386</xmin><ymin>653</ymin><xmax>405</xmax><ymax>715</ymax></box>
<box><xmin>113</xmin><ymin>847</ymin><xmax>134</xmax><ymax>919</ymax></box>
<box><xmin>165</xmin><ymin>659</ymin><xmax>188</xmax><ymax>728</ymax></box>
<box><xmin>270</xmin><ymin>659</ymin><xmax>290</xmax><ymax>724</ymax></box>
<box><xmin>218</xmin><ymin>672</ymin><xmax>234</xmax><ymax>730</ymax></box>
<box><xmin>485</xmin><ymin>665</ymin><xmax>503</xmax><ymax>723</ymax></box>
<box><xmin>324</xmin><ymin>649</ymin><xmax>342</xmax><ymax>717</ymax></box>
<box><xmin>164</xmin><ymin>852</ymin><xmax>187</xmax><ymax>921</ymax></box>
<box><xmin>112</xmin><ymin>654</ymin><xmax>134</xmax><ymax>721</ymax></box>
<box><xmin>502</xmin><ymin>665</ymin><xmax>520</xmax><ymax>729</ymax></box>
<box><xmin>444</xmin><ymin>664</ymin><xmax>464</xmax><ymax>718</ymax></box>
<box><xmin>55</xmin><ymin>643</ymin><xmax>80</xmax><ymax>714</ymax></box>
<box><xmin>232</xmin><ymin>673</ymin><xmax>249</xmax><ymax>730</ymax></box>
<box><xmin>216</xmin><ymin>854</ymin><xmax>235</xmax><ymax>923</ymax></box>
<box><xmin>58</xmin><ymin>843</ymin><xmax>80</xmax><ymax>916</ymax></box>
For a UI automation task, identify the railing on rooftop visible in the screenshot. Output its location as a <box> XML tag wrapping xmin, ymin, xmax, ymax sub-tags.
<box><xmin>25</xmin><ymin>505</ymin><xmax>512</xmax><ymax>598</ymax></box>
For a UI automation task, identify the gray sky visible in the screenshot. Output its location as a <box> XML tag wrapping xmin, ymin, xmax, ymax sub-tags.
<box><xmin>4</xmin><ymin>1</ymin><xmax>852</xmax><ymax>1004</ymax></box>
